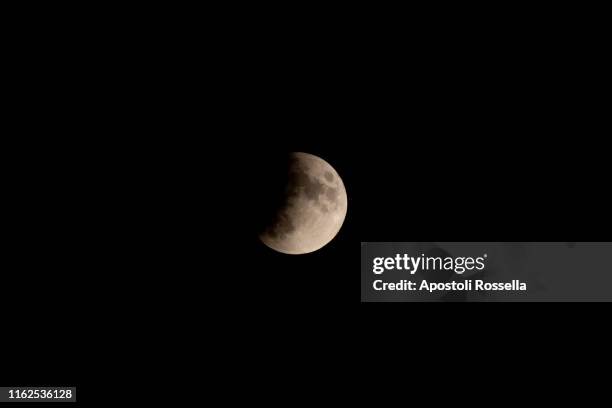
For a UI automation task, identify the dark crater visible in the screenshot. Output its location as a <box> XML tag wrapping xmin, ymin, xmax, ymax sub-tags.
<box><xmin>291</xmin><ymin>167</ymin><xmax>325</xmax><ymax>202</ymax></box>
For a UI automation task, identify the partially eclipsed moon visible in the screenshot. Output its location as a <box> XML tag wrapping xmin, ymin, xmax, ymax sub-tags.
<box><xmin>259</xmin><ymin>152</ymin><xmax>348</xmax><ymax>255</ymax></box>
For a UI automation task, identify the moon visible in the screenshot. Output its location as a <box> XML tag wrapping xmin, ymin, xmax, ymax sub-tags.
<box><xmin>259</xmin><ymin>152</ymin><xmax>348</xmax><ymax>255</ymax></box>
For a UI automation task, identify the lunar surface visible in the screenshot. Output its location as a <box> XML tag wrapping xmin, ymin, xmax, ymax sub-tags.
<box><xmin>259</xmin><ymin>152</ymin><xmax>347</xmax><ymax>255</ymax></box>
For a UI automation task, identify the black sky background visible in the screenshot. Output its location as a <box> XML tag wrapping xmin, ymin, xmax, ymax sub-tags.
<box><xmin>2</xmin><ymin>9</ymin><xmax>611</xmax><ymax>404</ymax></box>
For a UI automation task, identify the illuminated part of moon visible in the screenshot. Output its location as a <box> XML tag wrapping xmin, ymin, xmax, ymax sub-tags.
<box><xmin>259</xmin><ymin>152</ymin><xmax>348</xmax><ymax>255</ymax></box>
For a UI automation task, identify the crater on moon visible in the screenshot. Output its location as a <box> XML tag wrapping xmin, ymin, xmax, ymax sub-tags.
<box><xmin>259</xmin><ymin>152</ymin><xmax>348</xmax><ymax>255</ymax></box>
